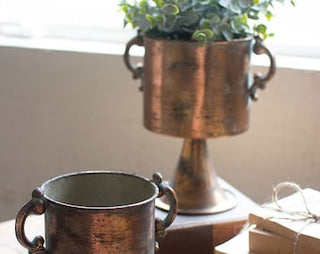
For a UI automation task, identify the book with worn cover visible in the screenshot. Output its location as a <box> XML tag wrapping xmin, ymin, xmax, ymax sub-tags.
<box><xmin>249</xmin><ymin>226</ymin><xmax>318</xmax><ymax>254</ymax></box>
<box><xmin>214</xmin><ymin>225</ymin><xmax>254</xmax><ymax>254</ymax></box>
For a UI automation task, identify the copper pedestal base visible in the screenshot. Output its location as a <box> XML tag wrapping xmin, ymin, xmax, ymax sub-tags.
<box><xmin>156</xmin><ymin>139</ymin><xmax>237</xmax><ymax>215</ymax></box>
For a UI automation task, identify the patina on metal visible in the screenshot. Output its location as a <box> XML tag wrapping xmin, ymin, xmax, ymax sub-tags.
<box><xmin>156</xmin><ymin>139</ymin><xmax>237</xmax><ymax>214</ymax></box>
<box><xmin>124</xmin><ymin>35</ymin><xmax>275</xmax><ymax>214</ymax></box>
<box><xmin>15</xmin><ymin>171</ymin><xmax>178</xmax><ymax>254</ymax></box>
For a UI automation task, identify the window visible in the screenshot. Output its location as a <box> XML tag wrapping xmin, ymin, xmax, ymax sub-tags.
<box><xmin>0</xmin><ymin>0</ymin><xmax>135</xmax><ymax>43</ymax></box>
<box><xmin>267</xmin><ymin>1</ymin><xmax>320</xmax><ymax>58</ymax></box>
<box><xmin>0</xmin><ymin>0</ymin><xmax>319</xmax><ymax>59</ymax></box>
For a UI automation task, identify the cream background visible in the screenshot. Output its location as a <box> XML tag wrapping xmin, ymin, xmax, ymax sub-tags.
<box><xmin>0</xmin><ymin>46</ymin><xmax>319</xmax><ymax>221</ymax></box>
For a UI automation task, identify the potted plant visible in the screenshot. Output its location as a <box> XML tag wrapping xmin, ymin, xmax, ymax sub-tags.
<box><xmin>121</xmin><ymin>0</ymin><xmax>294</xmax><ymax>214</ymax></box>
<box><xmin>120</xmin><ymin>0</ymin><xmax>294</xmax><ymax>45</ymax></box>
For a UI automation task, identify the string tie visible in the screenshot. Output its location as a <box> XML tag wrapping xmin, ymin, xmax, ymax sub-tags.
<box><xmin>262</xmin><ymin>181</ymin><xmax>320</xmax><ymax>254</ymax></box>
<box><xmin>271</xmin><ymin>181</ymin><xmax>320</xmax><ymax>222</ymax></box>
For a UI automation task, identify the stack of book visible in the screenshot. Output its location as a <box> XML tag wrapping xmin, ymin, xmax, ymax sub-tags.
<box><xmin>215</xmin><ymin>187</ymin><xmax>320</xmax><ymax>254</ymax></box>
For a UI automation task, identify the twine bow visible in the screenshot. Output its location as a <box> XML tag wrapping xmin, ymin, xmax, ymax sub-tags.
<box><xmin>271</xmin><ymin>181</ymin><xmax>320</xmax><ymax>222</ymax></box>
<box><xmin>263</xmin><ymin>181</ymin><xmax>320</xmax><ymax>254</ymax></box>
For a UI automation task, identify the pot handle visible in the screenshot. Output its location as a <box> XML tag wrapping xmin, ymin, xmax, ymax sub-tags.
<box><xmin>15</xmin><ymin>187</ymin><xmax>48</xmax><ymax>254</ymax></box>
<box><xmin>250</xmin><ymin>36</ymin><xmax>276</xmax><ymax>101</ymax></box>
<box><xmin>151</xmin><ymin>173</ymin><xmax>178</xmax><ymax>252</ymax></box>
<box><xmin>123</xmin><ymin>33</ymin><xmax>144</xmax><ymax>83</ymax></box>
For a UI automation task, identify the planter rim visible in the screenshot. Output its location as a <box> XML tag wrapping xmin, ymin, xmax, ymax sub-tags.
<box><xmin>144</xmin><ymin>35</ymin><xmax>254</xmax><ymax>45</ymax></box>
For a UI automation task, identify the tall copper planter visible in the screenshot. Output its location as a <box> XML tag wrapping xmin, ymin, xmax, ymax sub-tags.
<box><xmin>124</xmin><ymin>35</ymin><xmax>275</xmax><ymax>214</ymax></box>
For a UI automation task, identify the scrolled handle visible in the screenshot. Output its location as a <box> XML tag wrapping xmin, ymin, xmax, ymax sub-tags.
<box><xmin>123</xmin><ymin>33</ymin><xmax>144</xmax><ymax>87</ymax></box>
<box><xmin>249</xmin><ymin>36</ymin><xmax>276</xmax><ymax>101</ymax></box>
<box><xmin>15</xmin><ymin>187</ymin><xmax>48</xmax><ymax>254</ymax></box>
<box><xmin>151</xmin><ymin>173</ymin><xmax>178</xmax><ymax>252</ymax></box>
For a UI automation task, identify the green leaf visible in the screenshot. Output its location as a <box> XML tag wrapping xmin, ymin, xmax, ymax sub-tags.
<box><xmin>138</xmin><ymin>0</ymin><xmax>148</xmax><ymax>14</ymax></box>
<box><xmin>254</xmin><ymin>23</ymin><xmax>269</xmax><ymax>39</ymax></box>
<box><xmin>230</xmin><ymin>14</ymin><xmax>249</xmax><ymax>34</ymax></box>
<box><xmin>210</xmin><ymin>13</ymin><xmax>221</xmax><ymax>25</ymax></box>
<box><xmin>153</xmin><ymin>0</ymin><xmax>164</xmax><ymax>7</ymax></box>
<box><xmin>218</xmin><ymin>0</ymin><xmax>242</xmax><ymax>14</ymax></box>
<box><xmin>255</xmin><ymin>24</ymin><xmax>267</xmax><ymax>34</ymax></box>
<box><xmin>192</xmin><ymin>32</ymin><xmax>208</xmax><ymax>45</ymax></box>
<box><xmin>121</xmin><ymin>5</ymin><xmax>128</xmax><ymax>13</ymax></box>
<box><xmin>241</xmin><ymin>13</ymin><xmax>248</xmax><ymax>22</ymax></box>
<box><xmin>239</xmin><ymin>0</ymin><xmax>252</xmax><ymax>9</ymax></box>
<box><xmin>139</xmin><ymin>0</ymin><xmax>147</xmax><ymax>8</ymax></box>
<box><xmin>248</xmin><ymin>10</ymin><xmax>259</xmax><ymax>20</ymax></box>
<box><xmin>162</xmin><ymin>4</ymin><xmax>180</xmax><ymax>15</ymax></box>
<box><xmin>265</xmin><ymin>10</ymin><xmax>273</xmax><ymax>21</ymax></box>
<box><xmin>230</xmin><ymin>19</ymin><xmax>242</xmax><ymax>33</ymax></box>
<box><xmin>200</xmin><ymin>19</ymin><xmax>211</xmax><ymax>28</ymax></box>
<box><xmin>146</xmin><ymin>14</ymin><xmax>155</xmax><ymax>22</ymax></box>
<box><xmin>221</xmin><ymin>28</ymin><xmax>233</xmax><ymax>41</ymax></box>
<box><xmin>192</xmin><ymin>29</ymin><xmax>214</xmax><ymax>45</ymax></box>
<box><xmin>200</xmin><ymin>29</ymin><xmax>214</xmax><ymax>39</ymax></box>
<box><xmin>146</xmin><ymin>14</ymin><xmax>164</xmax><ymax>27</ymax></box>
<box><xmin>182</xmin><ymin>11</ymin><xmax>199</xmax><ymax>26</ymax></box>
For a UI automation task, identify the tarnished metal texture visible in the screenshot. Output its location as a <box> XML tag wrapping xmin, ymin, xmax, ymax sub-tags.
<box><xmin>143</xmin><ymin>36</ymin><xmax>252</xmax><ymax>139</ymax></box>
<box><xmin>156</xmin><ymin>139</ymin><xmax>237</xmax><ymax>214</ymax></box>
<box><xmin>15</xmin><ymin>171</ymin><xmax>178</xmax><ymax>254</ymax></box>
<box><xmin>124</xmin><ymin>35</ymin><xmax>276</xmax><ymax>214</ymax></box>
<box><xmin>124</xmin><ymin>35</ymin><xmax>276</xmax><ymax>139</ymax></box>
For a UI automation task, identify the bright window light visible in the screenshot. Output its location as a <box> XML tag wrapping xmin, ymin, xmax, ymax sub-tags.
<box><xmin>0</xmin><ymin>0</ymin><xmax>134</xmax><ymax>42</ymax></box>
<box><xmin>267</xmin><ymin>1</ymin><xmax>320</xmax><ymax>58</ymax></box>
<box><xmin>0</xmin><ymin>0</ymin><xmax>319</xmax><ymax>58</ymax></box>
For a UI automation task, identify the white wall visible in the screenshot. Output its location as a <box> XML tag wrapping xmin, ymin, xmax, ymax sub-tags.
<box><xmin>0</xmin><ymin>46</ymin><xmax>319</xmax><ymax>221</ymax></box>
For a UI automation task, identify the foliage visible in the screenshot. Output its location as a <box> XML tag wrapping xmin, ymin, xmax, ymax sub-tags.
<box><xmin>120</xmin><ymin>0</ymin><xmax>294</xmax><ymax>45</ymax></box>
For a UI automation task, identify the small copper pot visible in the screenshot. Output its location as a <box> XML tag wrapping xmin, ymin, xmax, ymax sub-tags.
<box><xmin>124</xmin><ymin>35</ymin><xmax>275</xmax><ymax>139</ymax></box>
<box><xmin>15</xmin><ymin>171</ymin><xmax>178</xmax><ymax>253</ymax></box>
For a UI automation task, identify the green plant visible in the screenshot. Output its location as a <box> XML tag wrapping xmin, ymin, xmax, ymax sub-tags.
<box><xmin>120</xmin><ymin>0</ymin><xmax>294</xmax><ymax>45</ymax></box>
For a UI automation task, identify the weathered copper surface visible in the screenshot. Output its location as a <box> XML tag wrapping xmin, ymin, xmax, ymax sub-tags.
<box><xmin>124</xmin><ymin>35</ymin><xmax>275</xmax><ymax>214</ymax></box>
<box><xmin>156</xmin><ymin>139</ymin><xmax>237</xmax><ymax>214</ymax></box>
<box><xmin>124</xmin><ymin>35</ymin><xmax>276</xmax><ymax>139</ymax></box>
<box><xmin>15</xmin><ymin>171</ymin><xmax>178</xmax><ymax>253</ymax></box>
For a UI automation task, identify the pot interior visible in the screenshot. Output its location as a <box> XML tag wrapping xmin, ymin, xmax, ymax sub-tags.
<box><xmin>42</xmin><ymin>171</ymin><xmax>157</xmax><ymax>208</ymax></box>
